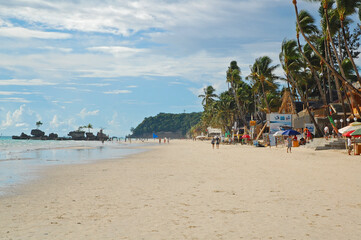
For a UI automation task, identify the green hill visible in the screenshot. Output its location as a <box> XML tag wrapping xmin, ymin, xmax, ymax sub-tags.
<box><xmin>131</xmin><ymin>112</ymin><xmax>202</xmax><ymax>138</ymax></box>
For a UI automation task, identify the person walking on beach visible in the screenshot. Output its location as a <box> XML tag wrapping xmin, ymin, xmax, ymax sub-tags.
<box><xmin>287</xmin><ymin>136</ymin><xmax>292</xmax><ymax>153</ymax></box>
<box><xmin>347</xmin><ymin>137</ymin><xmax>353</xmax><ymax>155</ymax></box>
<box><xmin>211</xmin><ymin>137</ymin><xmax>215</xmax><ymax>149</ymax></box>
<box><xmin>216</xmin><ymin>136</ymin><xmax>220</xmax><ymax>149</ymax></box>
<box><xmin>307</xmin><ymin>129</ymin><xmax>312</xmax><ymax>142</ymax></box>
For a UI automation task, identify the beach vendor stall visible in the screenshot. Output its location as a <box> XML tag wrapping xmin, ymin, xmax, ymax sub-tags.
<box><xmin>241</xmin><ymin>134</ymin><xmax>251</xmax><ymax>145</ymax></box>
<box><xmin>273</xmin><ymin>130</ymin><xmax>285</xmax><ymax>147</ymax></box>
<box><xmin>350</xmin><ymin>128</ymin><xmax>361</xmax><ymax>155</ymax></box>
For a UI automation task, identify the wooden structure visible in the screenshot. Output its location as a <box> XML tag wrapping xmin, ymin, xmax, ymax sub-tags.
<box><xmin>278</xmin><ymin>91</ymin><xmax>298</xmax><ymax>114</ymax></box>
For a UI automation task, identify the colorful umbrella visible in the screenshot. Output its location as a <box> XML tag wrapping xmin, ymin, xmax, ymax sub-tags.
<box><xmin>282</xmin><ymin>129</ymin><xmax>301</xmax><ymax>136</ymax></box>
<box><xmin>342</xmin><ymin>130</ymin><xmax>355</xmax><ymax>137</ymax></box>
<box><xmin>338</xmin><ymin>122</ymin><xmax>361</xmax><ymax>134</ymax></box>
<box><xmin>242</xmin><ymin>134</ymin><xmax>251</xmax><ymax>139</ymax></box>
<box><xmin>351</xmin><ymin>128</ymin><xmax>361</xmax><ymax>137</ymax></box>
<box><xmin>273</xmin><ymin>130</ymin><xmax>285</xmax><ymax>137</ymax></box>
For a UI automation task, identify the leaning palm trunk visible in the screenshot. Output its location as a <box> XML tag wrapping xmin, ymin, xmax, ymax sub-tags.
<box><xmin>261</xmin><ymin>80</ymin><xmax>271</xmax><ymax>113</ymax></box>
<box><xmin>325</xmin><ymin>39</ymin><xmax>348</xmax><ymax>121</ymax></box>
<box><xmin>323</xmin><ymin>4</ymin><xmax>361</xmax><ymax>118</ymax></box>
<box><xmin>287</xmin><ymin>81</ymin><xmax>299</xmax><ymax>117</ymax></box>
<box><xmin>292</xmin><ymin>0</ymin><xmax>361</xmax><ymax>98</ymax></box>
<box><xmin>230</xmin><ymin>82</ymin><xmax>248</xmax><ymax>128</ymax></box>
<box><xmin>288</xmin><ymin>73</ymin><xmax>323</xmax><ymax>136</ymax></box>
<box><xmin>296</xmin><ymin>36</ymin><xmax>328</xmax><ymax>106</ymax></box>
<box><xmin>340</xmin><ymin>20</ymin><xmax>361</xmax><ymax>84</ymax></box>
<box><xmin>324</xmin><ymin>38</ymin><xmax>334</xmax><ymax>102</ymax></box>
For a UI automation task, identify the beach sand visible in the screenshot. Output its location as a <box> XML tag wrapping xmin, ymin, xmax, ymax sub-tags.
<box><xmin>1</xmin><ymin>140</ymin><xmax>361</xmax><ymax>239</ymax></box>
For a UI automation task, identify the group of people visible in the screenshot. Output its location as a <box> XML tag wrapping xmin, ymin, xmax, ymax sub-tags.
<box><xmin>158</xmin><ymin>137</ymin><xmax>169</xmax><ymax>144</ymax></box>
<box><xmin>211</xmin><ymin>136</ymin><xmax>220</xmax><ymax>149</ymax></box>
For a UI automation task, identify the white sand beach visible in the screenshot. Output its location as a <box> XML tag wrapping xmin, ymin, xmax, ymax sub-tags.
<box><xmin>1</xmin><ymin>140</ymin><xmax>361</xmax><ymax>239</ymax></box>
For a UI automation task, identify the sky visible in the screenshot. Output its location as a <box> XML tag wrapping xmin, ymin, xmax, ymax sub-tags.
<box><xmin>0</xmin><ymin>0</ymin><xmax>348</xmax><ymax>137</ymax></box>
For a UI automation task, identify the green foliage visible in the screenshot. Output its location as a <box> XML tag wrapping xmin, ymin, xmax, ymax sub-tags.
<box><xmin>35</xmin><ymin>121</ymin><xmax>43</xmax><ymax>129</ymax></box>
<box><xmin>131</xmin><ymin>112</ymin><xmax>202</xmax><ymax>137</ymax></box>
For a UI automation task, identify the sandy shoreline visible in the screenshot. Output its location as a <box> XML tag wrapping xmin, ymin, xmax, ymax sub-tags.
<box><xmin>1</xmin><ymin>140</ymin><xmax>361</xmax><ymax>239</ymax></box>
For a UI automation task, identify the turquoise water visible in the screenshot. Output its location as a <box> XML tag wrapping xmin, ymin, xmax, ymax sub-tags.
<box><xmin>0</xmin><ymin>137</ymin><xmax>148</xmax><ymax>195</ymax></box>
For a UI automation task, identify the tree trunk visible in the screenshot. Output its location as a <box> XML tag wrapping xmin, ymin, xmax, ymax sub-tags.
<box><xmin>340</xmin><ymin>20</ymin><xmax>361</xmax><ymax>84</ymax></box>
<box><xmin>230</xmin><ymin>81</ymin><xmax>248</xmax><ymax>128</ymax></box>
<box><xmin>288</xmin><ymin>73</ymin><xmax>323</xmax><ymax>136</ymax></box>
<box><xmin>326</xmin><ymin>39</ymin><xmax>348</xmax><ymax>122</ymax></box>
<box><xmin>297</xmin><ymin>36</ymin><xmax>328</xmax><ymax>106</ymax></box>
<box><xmin>324</xmin><ymin>38</ymin><xmax>333</xmax><ymax>102</ymax></box>
<box><xmin>261</xmin><ymin>80</ymin><xmax>271</xmax><ymax>113</ymax></box>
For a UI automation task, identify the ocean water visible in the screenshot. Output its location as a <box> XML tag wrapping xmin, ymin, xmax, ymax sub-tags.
<box><xmin>0</xmin><ymin>137</ymin><xmax>149</xmax><ymax>196</ymax></box>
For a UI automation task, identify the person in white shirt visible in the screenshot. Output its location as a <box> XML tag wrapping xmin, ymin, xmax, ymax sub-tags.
<box><xmin>324</xmin><ymin>126</ymin><xmax>329</xmax><ymax>140</ymax></box>
<box><xmin>347</xmin><ymin>137</ymin><xmax>353</xmax><ymax>155</ymax></box>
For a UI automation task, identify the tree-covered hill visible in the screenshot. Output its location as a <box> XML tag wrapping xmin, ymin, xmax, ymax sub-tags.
<box><xmin>131</xmin><ymin>112</ymin><xmax>202</xmax><ymax>137</ymax></box>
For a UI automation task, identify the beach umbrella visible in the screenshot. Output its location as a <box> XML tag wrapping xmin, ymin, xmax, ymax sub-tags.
<box><xmin>242</xmin><ymin>134</ymin><xmax>251</xmax><ymax>139</ymax></box>
<box><xmin>282</xmin><ymin>129</ymin><xmax>300</xmax><ymax>136</ymax></box>
<box><xmin>152</xmin><ymin>133</ymin><xmax>159</xmax><ymax>138</ymax></box>
<box><xmin>339</xmin><ymin>122</ymin><xmax>361</xmax><ymax>134</ymax></box>
<box><xmin>273</xmin><ymin>130</ymin><xmax>285</xmax><ymax>137</ymax></box>
<box><xmin>351</xmin><ymin>128</ymin><xmax>361</xmax><ymax>137</ymax></box>
<box><xmin>343</xmin><ymin>130</ymin><xmax>355</xmax><ymax>137</ymax></box>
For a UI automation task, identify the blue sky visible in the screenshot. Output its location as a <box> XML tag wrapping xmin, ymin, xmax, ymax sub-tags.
<box><xmin>0</xmin><ymin>0</ymin><xmax>349</xmax><ymax>137</ymax></box>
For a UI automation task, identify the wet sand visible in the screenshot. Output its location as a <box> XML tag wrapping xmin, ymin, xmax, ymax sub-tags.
<box><xmin>1</xmin><ymin>140</ymin><xmax>361</xmax><ymax>239</ymax></box>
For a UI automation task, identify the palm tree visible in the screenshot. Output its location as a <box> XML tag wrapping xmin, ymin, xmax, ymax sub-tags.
<box><xmin>213</xmin><ymin>91</ymin><xmax>237</xmax><ymax>133</ymax></box>
<box><xmin>248</xmin><ymin>56</ymin><xmax>279</xmax><ymax>113</ymax></box>
<box><xmin>296</xmin><ymin>10</ymin><xmax>328</xmax><ymax>106</ymax></box>
<box><xmin>226</xmin><ymin>61</ymin><xmax>248</xmax><ymax>127</ymax></box>
<box><xmin>36</xmin><ymin>121</ymin><xmax>43</xmax><ymax>129</ymax></box>
<box><xmin>86</xmin><ymin>123</ymin><xmax>93</xmax><ymax>133</ymax></box>
<box><xmin>280</xmin><ymin>39</ymin><xmax>323</xmax><ymax>136</ymax></box>
<box><xmin>198</xmin><ymin>86</ymin><xmax>217</xmax><ymax>109</ymax></box>
<box><xmin>292</xmin><ymin>0</ymin><xmax>361</xmax><ymax>98</ymax></box>
<box><xmin>335</xmin><ymin>0</ymin><xmax>361</xmax><ymax>83</ymax></box>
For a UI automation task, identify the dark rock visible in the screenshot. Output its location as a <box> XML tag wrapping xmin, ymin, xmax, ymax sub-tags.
<box><xmin>31</xmin><ymin>129</ymin><xmax>45</xmax><ymax>137</ymax></box>
<box><xmin>48</xmin><ymin>133</ymin><xmax>58</xmax><ymax>140</ymax></box>
<box><xmin>86</xmin><ymin>132</ymin><xmax>96</xmax><ymax>140</ymax></box>
<box><xmin>68</xmin><ymin>131</ymin><xmax>85</xmax><ymax>140</ymax></box>
<box><xmin>96</xmin><ymin>129</ymin><xmax>109</xmax><ymax>141</ymax></box>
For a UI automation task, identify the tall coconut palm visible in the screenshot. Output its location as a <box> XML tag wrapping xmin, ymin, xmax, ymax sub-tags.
<box><xmin>248</xmin><ymin>56</ymin><xmax>279</xmax><ymax>113</ymax></box>
<box><xmin>296</xmin><ymin>10</ymin><xmax>328</xmax><ymax>106</ymax></box>
<box><xmin>335</xmin><ymin>0</ymin><xmax>361</xmax><ymax>83</ymax></box>
<box><xmin>36</xmin><ymin>121</ymin><xmax>43</xmax><ymax>129</ymax></box>
<box><xmin>280</xmin><ymin>39</ymin><xmax>323</xmax><ymax>136</ymax></box>
<box><xmin>198</xmin><ymin>85</ymin><xmax>217</xmax><ymax>109</ymax></box>
<box><xmin>226</xmin><ymin>61</ymin><xmax>248</xmax><ymax>127</ymax></box>
<box><xmin>213</xmin><ymin>91</ymin><xmax>237</xmax><ymax>133</ymax></box>
<box><xmin>292</xmin><ymin>0</ymin><xmax>361</xmax><ymax>97</ymax></box>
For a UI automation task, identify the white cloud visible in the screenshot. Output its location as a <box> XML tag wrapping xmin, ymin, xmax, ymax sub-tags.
<box><xmin>41</xmin><ymin>46</ymin><xmax>73</xmax><ymax>53</ymax></box>
<box><xmin>78</xmin><ymin>108</ymin><xmax>100</xmax><ymax>119</ymax></box>
<box><xmin>1</xmin><ymin>105</ymin><xmax>26</xmax><ymax>127</ymax></box>
<box><xmin>0</xmin><ymin>91</ymin><xmax>33</xmax><ymax>95</ymax></box>
<box><xmin>103</xmin><ymin>90</ymin><xmax>132</xmax><ymax>94</ymax></box>
<box><xmin>108</xmin><ymin>112</ymin><xmax>120</xmax><ymax>128</ymax></box>
<box><xmin>0</xmin><ymin>98</ymin><xmax>30</xmax><ymax>103</ymax></box>
<box><xmin>0</xmin><ymin>27</ymin><xmax>72</xmax><ymax>39</ymax></box>
<box><xmin>0</xmin><ymin>79</ymin><xmax>56</xmax><ymax>86</ymax></box>
<box><xmin>88</xmin><ymin>46</ymin><xmax>147</xmax><ymax>55</ymax></box>
<box><xmin>50</xmin><ymin>114</ymin><xmax>64</xmax><ymax>128</ymax></box>
<box><xmin>127</xmin><ymin>85</ymin><xmax>137</xmax><ymax>88</ymax></box>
